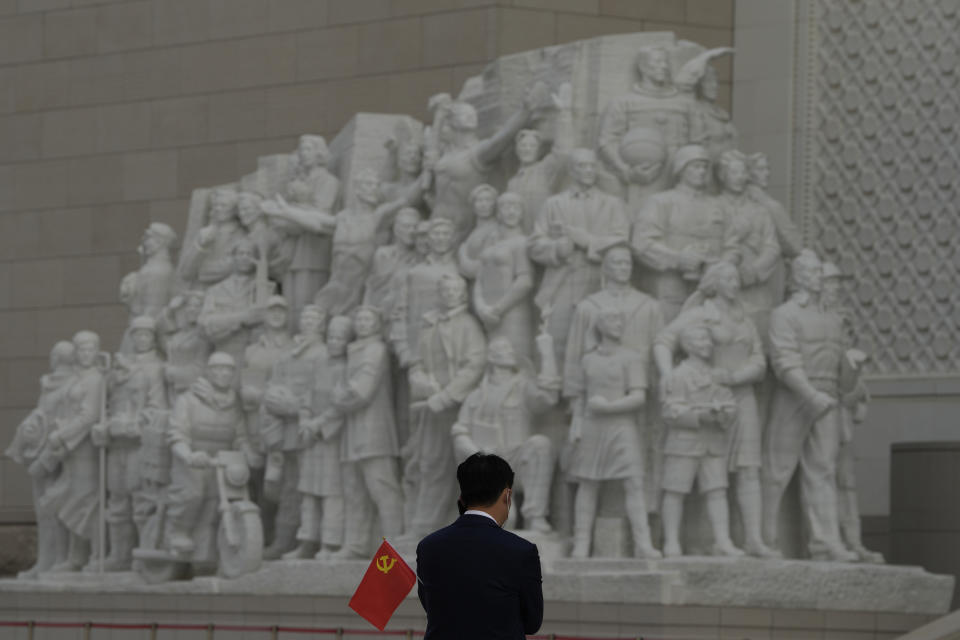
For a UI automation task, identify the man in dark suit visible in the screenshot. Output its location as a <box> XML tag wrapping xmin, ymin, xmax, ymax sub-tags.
<box><xmin>416</xmin><ymin>453</ymin><xmax>544</xmax><ymax>639</ymax></box>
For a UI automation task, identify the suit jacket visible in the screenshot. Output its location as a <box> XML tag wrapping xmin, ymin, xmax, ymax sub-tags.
<box><xmin>417</xmin><ymin>514</ymin><xmax>543</xmax><ymax>640</ymax></box>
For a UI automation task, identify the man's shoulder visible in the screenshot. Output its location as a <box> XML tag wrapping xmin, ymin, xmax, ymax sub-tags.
<box><xmin>417</xmin><ymin>519</ymin><xmax>538</xmax><ymax>555</ymax></box>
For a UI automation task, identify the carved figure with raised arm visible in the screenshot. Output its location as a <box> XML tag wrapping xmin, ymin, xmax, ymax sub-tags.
<box><xmin>452</xmin><ymin>335</ymin><xmax>560</xmax><ymax>532</ymax></box>
<box><xmin>660</xmin><ymin>323</ymin><xmax>742</xmax><ymax>558</ymax></box>
<box><xmin>98</xmin><ymin>316</ymin><xmax>167</xmax><ymax>570</ymax></box>
<box><xmin>473</xmin><ymin>192</ymin><xmax>536</xmax><ymax>360</ymax></box>
<box><xmin>5</xmin><ymin>341</ymin><xmax>76</xmax><ymax>577</ymax></box>
<box><xmin>632</xmin><ymin>144</ymin><xmax>728</xmax><ymax>322</ymax></box>
<box><xmin>599</xmin><ymin>45</ymin><xmax>697</xmax><ymax>203</ymax></box>
<box><xmin>259</xmin><ymin>304</ymin><xmax>327</xmax><ymax>559</ymax></box>
<box><xmin>761</xmin><ymin>250</ymin><xmax>858</xmax><ymax>562</ymax></box>
<box><xmin>655</xmin><ymin>261</ymin><xmax>779</xmax><ymax>558</ymax></box>
<box><xmin>286</xmin><ymin>315</ymin><xmax>351</xmax><ymax>560</ymax></box>
<box><xmin>820</xmin><ymin>262</ymin><xmax>884</xmax><ymax>564</ymax></box>
<box><xmin>507</xmin><ymin>82</ymin><xmax>574</xmax><ymax>233</ymax></box>
<box><xmin>159</xmin><ymin>291</ymin><xmax>211</xmax><ymax>406</ymax></box>
<box><xmin>676</xmin><ymin>48</ymin><xmax>737</xmax><ymax>161</ymax></box>
<box><xmin>406</xmin><ymin>274</ymin><xmax>486</xmax><ymax>536</ymax></box>
<box><xmin>330</xmin><ymin>307</ymin><xmax>404</xmax><ymax>558</ymax></box>
<box><xmin>237</xmin><ymin>191</ymin><xmax>293</xmax><ymax>287</ymax></box>
<box><xmin>43</xmin><ymin>331</ymin><xmax>105</xmax><ymax>571</ymax></box>
<box><xmin>568</xmin><ymin>310</ymin><xmax>661</xmax><ymax>560</ymax></box>
<box><xmin>314</xmin><ymin>168</ymin><xmax>420</xmax><ymax>317</ymax></box>
<box><xmin>260</xmin><ymin>135</ymin><xmax>341</xmax><ymax>323</ymax></box>
<box><xmin>716</xmin><ymin>150</ymin><xmax>781</xmax><ymax>338</ymax></box>
<box><xmin>457</xmin><ymin>183</ymin><xmax>499</xmax><ymax>279</ymax></box>
<box><xmin>119</xmin><ymin>223</ymin><xmax>177</xmax><ymax>324</ymax></box>
<box><xmin>362</xmin><ymin>207</ymin><xmax>422</xmax><ymax>323</ymax></box>
<box><xmin>381</xmin><ymin>120</ymin><xmax>425</xmax><ymax>206</ymax></box>
<box><xmin>165</xmin><ymin>353</ymin><xmax>258</xmax><ymax>555</ymax></box>
<box><xmin>199</xmin><ymin>238</ymin><xmax>266</xmax><ymax>367</ymax></box>
<box><xmin>426</xmin><ymin>82</ymin><xmax>550</xmax><ymax>243</ymax></box>
<box><xmin>179</xmin><ymin>187</ymin><xmax>245</xmax><ymax>289</ymax></box>
<box><xmin>529</xmin><ymin>148</ymin><xmax>629</xmax><ymax>365</ymax></box>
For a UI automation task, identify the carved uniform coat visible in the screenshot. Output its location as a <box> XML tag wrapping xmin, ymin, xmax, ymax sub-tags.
<box><xmin>475</xmin><ymin>233</ymin><xmax>536</xmax><ymax>360</ymax></box>
<box><xmin>314</xmin><ymin>207</ymin><xmax>379</xmax><ymax>317</ymax></box>
<box><xmin>179</xmin><ymin>222</ymin><xmax>246</xmax><ymax>289</ymax></box>
<box><xmin>339</xmin><ymin>336</ymin><xmax>398</xmax><ymax>463</ymax></box>
<box><xmin>661</xmin><ymin>358</ymin><xmax>736</xmax><ymax>458</ymax></box>
<box><xmin>199</xmin><ymin>273</ymin><xmax>258</xmax><ymax>366</ymax></box>
<box><xmin>299</xmin><ymin>353</ymin><xmax>345</xmax><ymax>498</ymax></box>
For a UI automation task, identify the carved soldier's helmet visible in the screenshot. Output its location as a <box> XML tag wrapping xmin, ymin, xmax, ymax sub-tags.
<box><xmin>487</xmin><ymin>337</ymin><xmax>517</xmax><ymax>368</ymax></box>
<box><xmin>266</xmin><ymin>295</ymin><xmax>289</xmax><ymax>309</ymax></box>
<box><xmin>671</xmin><ymin>144</ymin><xmax>711</xmax><ymax>183</ymax></box>
<box><xmin>207</xmin><ymin>352</ymin><xmax>236</xmax><ymax>369</ymax></box>
<box><xmin>129</xmin><ymin>315</ymin><xmax>156</xmax><ymax>333</ymax></box>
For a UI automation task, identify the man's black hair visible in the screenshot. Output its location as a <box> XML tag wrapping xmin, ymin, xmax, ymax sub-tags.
<box><xmin>456</xmin><ymin>452</ymin><xmax>514</xmax><ymax>508</ymax></box>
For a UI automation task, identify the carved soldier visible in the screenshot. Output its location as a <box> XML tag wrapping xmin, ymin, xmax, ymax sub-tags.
<box><xmin>260</xmin><ymin>135</ymin><xmax>341</xmax><ymax>324</ymax></box>
<box><xmin>529</xmin><ymin>149</ymin><xmax>630</xmax><ymax>365</ymax></box>
<box><xmin>159</xmin><ymin>291</ymin><xmax>211</xmax><ymax>406</ymax></box>
<box><xmin>457</xmin><ymin>184</ymin><xmax>499</xmax><ymax>280</ymax></box>
<box><xmin>331</xmin><ymin>307</ymin><xmax>404</xmax><ymax>558</ymax></box>
<box><xmin>179</xmin><ymin>187</ymin><xmax>245</xmax><ymax>289</ymax></box>
<box><xmin>237</xmin><ymin>191</ymin><xmax>293</xmax><ymax>285</ymax></box>
<box><xmin>287</xmin><ymin>316</ymin><xmax>351</xmax><ymax>560</ymax></box>
<box><xmin>762</xmin><ymin>251</ymin><xmax>858</xmax><ymax>561</ymax></box>
<box><xmin>362</xmin><ymin>207</ymin><xmax>422</xmax><ymax>323</ymax></box>
<box><xmin>632</xmin><ymin>144</ymin><xmax>729</xmax><ymax>321</ymax></box>
<box><xmin>452</xmin><ymin>336</ymin><xmax>559</xmax><ymax>532</ymax></box>
<box><xmin>660</xmin><ymin>323</ymin><xmax>742</xmax><ymax>558</ymax></box>
<box><xmin>598</xmin><ymin>45</ymin><xmax>698</xmax><ymax>203</ymax></box>
<box><xmin>5</xmin><ymin>341</ymin><xmax>75</xmax><ymax>577</ymax></box>
<box><xmin>380</xmin><ymin>119</ymin><xmax>424</xmax><ymax>207</ymax></box>
<box><xmin>568</xmin><ymin>311</ymin><xmax>660</xmax><ymax>559</ymax></box>
<box><xmin>259</xmin><ymin>305</ymin><xmax>327</xmax><ymax>559</ymax></box>
<box><xmin>407</xmin><ymin>274</ymin><xmax>486</xmax><ymax>536</ymax></box>
<box><xmin>676</xmin><ymin>48</ymin><xmax>738</xmax><ymax>162</ymax></box>
<box><xmin>199</xmin><ymin>238</ymin><xmax>266</xmax><ymax>367</ymax></box>
<box><xmin>96</xmin><ymin>316</ymin><xmax>166</xmax><ymax>570</ymax></box>
<box><xmin>165</xmin><ymin>353</ymin><xmax>257</xmax><ymax>554</ymax></box>
<box><xmin>119</xmin><ymin>223</ymin><xmax>177</xmax><ymax>323</ymax></box>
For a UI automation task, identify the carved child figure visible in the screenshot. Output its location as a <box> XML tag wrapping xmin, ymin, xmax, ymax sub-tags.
<box><xmin>97</xmin><ymin>316</ymin><xmax>167</xmax><ymax>570</ymax></box>
<box><xmin>452</xmin><ymin>336</ymin><xmax>559</xmax><ymax>532</ymax></box>
<box><xmin>287</xmin><ymin>315</ymin><xmax>352</xmax><ymax>560</ymax></box>
<box><xmin>660</xmin><ymin>323</ymin><xmax>742</xmax><ymax>558</ymax></box>
<box><xmin>331</xmin><ymin>307</ymin><xmax>404</xmax><ymax>558</ymax></box>
<box><xmin>569</xmin><ymin>310</ymin><xmax>661</xmax><ymax>560</ymax></box>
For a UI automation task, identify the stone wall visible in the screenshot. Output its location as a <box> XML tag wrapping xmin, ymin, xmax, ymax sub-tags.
<box><xmin>0</xmin><ymin>0</ymin><xmax>733</xmax><ymax>535</ymax></box>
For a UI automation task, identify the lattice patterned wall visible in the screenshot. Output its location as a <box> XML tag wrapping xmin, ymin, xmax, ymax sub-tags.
<box><xmin>803</xmin><ymin>0</ymin><xmax>960</xmax><ymax>376</ymax></box>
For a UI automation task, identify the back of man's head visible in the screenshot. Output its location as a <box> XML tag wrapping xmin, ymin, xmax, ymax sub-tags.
<box><xmin>457</xmin><ymin>453</ymin><xmax>514</xmax><ymax>509</ymax></box>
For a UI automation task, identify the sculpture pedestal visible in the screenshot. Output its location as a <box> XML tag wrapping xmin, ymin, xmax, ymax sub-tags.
<box><xmin>0</xmin><ymin>558</ymin><xmax>950</xmax><ymax>638</ymax></box>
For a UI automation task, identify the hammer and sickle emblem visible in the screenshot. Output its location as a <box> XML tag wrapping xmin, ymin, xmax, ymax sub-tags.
<box><xmin>376</xmin><ymin>555</ymin><xmax>397</xmax><ymax>574</ymax></box>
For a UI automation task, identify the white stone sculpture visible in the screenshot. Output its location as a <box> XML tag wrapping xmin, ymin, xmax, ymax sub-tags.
<box><xmin>237</xmin><ymin>191</ymin><xmax>293</xmax><ymax>289</ymax></box>
<box><xmin>821</xmin><ymin>262</ymin><xmax>884</xmax><ymax>564</ymax></box>
<box><xmin>158</xmin><ymin>291</ymin><xmax>211</xmax><ymax>406</ymax></box>
<box><xmin>456</xmin><ymin>183</ymin><xmax>499</xmax><ymax>280</ymax></box>
<box><xmin>506</xmin><ymin>83</ymin><xmax>574</xmax><ymax>234</ymax></box>
<box><xmin>99</xmin><ymin>316</ymin><xmax>166</xmax><ymax>571</ymax></box>
<box><xmin>655</xmin><ymin>261</ymin><xmax>778</xmax><ymax>558</ymax></box>
<box><xmin>452</xmin><ymin>335</ymin><xmax>560</xmax><ymax>532</ymax></box>
<box><xmin>362</xmin><ymin>207</ymin><xmax>422</xmax><ymax>322</ymax></box>
<box><xmin>5</xmin><ymin>341</ymin><xmax>75</xmax><ymax>577</ymax></box>
<box><xmin>473</xmin><ymin>192</ymin><xmax>536</xmax><ymax>360</ymax></box>
<box><xmin>676</xmin><ymin>48</ymin><xmax>737</xmax><ymax>161</ymax></box>
<box><xmin>259</xmin><ymin>305</ymin><xmax>326</xmax><ymax>559</ymax></box>
<box><xmin>179</xmin><ymin>187</ymin><xmax>245</xmax><ymax>289</ymax></box>
<box><xmin>568</xmin><ymin>310</ymin><xmax>660</xmax><ymax>560</ymax></box>
<box><xmin>330</xmin><ymin>307</ymin><xmax>404</xmax><ymax>558</ymax></box>
<box><xmin>380</xmin><ymin>119</ymin><xmax>425</xmax><ymax>206</ymax></box>
<box><xmin>529</xmin><ymin>148</ymin><xmax>629</xmax><ymax>365</ymax></box>
<box><xmin>313</xmin><ymin>168</ymin><xmax>419</xmax><ymax>317</ymax></box>
<box><xmin>425</xmin><ymin>82</ymin><xmax>549</xmax><ymax>243</ymax></box>
<box><xmin>119</xmin><ymin>223</ymin><xmax>177</xmax><ymax>323</ymax></box>
<box><xmin>762</xmin><ymin>250</ymin><xmax>857</xmax><ymax>562</ymax></box>
<box><xmin>287</xmin><ymin>315</ymin><xmax>351</xmax><ymax>560</ymax></box>
<box><xmin>198</xmin><ymin>238</ymin><xmax>266</xmax><ymax>367</ymax></box>
<box><xmin>660</xmin><ymin>323</ymin><xmax>742</xmax><ymax>558</ymax></box>
<box><xmin>260</xmin><ymin>135</ymin><xmax>341</xmax><ymax>324</ymax></box>
<box><xmin>632</xmin><ymin>144</ymin><xmax>728</xmax><ymax>322</ymax></box>
<box><xmin>43</xmin><ymin>331</ymin><xmax>105</xmax><ymax>572</ymax></box>
<box><xmin>406</xmin><ymin>274</ymin><xmax>486</xmax><ymax>536</ymax></box>
<box><xmin>598</xmin><ymin>45</ymin><xmax>696</xmax><ymax>203</ymax></box>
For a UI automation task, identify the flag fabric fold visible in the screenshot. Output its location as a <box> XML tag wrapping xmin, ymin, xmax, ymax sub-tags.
<box><xmin>348</xmin><ymin>539</ymin><xmax>417</xmax><ymax>630</ymax></box>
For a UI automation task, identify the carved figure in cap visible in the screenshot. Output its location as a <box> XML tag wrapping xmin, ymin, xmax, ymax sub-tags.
<box><xmin>452</xmin><ymin>336</ymin><xmax>559</xmax><ymax>532</ymax></box>
<box><xmin>159</xmin><ymin>291</ymin><xmax>211</xmax><ymax>406</ymax></box>
<box><xmin>363</xmin><ymin>207</ymin><xmax>422</xmax><ymax>324</ymax></box>
<box><xmin>237</xmin><ymin>191</ymin><xmax>293</xmax><ymax>285</ymax></box>
<box><xmin>568</xmin><ymin>311</ymin><xmax>661</xmax><ymax>560</ymax></box>
<box><xmin>529</xmin><ymin>149</ymin><xmax>629</xmax><ymax>366</ymax></box>
<box><xmin>660</xmin><ymin>323</ymin><xmax>742</xmax><ymax>558</ymax></box>
<box><xmin>179</xmin><ymin>187</ymin><xmax>245</xmax><ymax>289</ymax></box>
<box><xmin>119</xmin><ymin>223</ymin><xmax>177</xmax><ymax>323</ymax></box>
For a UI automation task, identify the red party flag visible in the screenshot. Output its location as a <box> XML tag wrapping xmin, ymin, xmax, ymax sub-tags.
<box><xmin>348</xmin><ymin>539</ymin><xmax>417</xmax><ymax>631</ymax></box>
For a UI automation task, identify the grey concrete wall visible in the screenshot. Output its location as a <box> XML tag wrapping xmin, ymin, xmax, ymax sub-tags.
<box><xmin>0</xmin><ymin>0</ymin><xmax>733</xmax><ymax>539</ymax></box>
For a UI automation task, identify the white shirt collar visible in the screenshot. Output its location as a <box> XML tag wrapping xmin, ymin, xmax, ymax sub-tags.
<box><xmin>464</xmin><ymin>510</ymin><xmax>499</xmax><ymax>525</ymax></box>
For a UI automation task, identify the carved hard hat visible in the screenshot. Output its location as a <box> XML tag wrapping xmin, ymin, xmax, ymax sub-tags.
<box><xmin>487</xmin><ymin>336</ymin><xmax>517</xmax><ymax>367</ymax></box>
<box><xmin>821</xmin><ymin>262</ymin><xmax>843</xmax><ymax>279</ymax></box>
<box><xmin>671</xmin><ymin>144</ymin><xmax>711</xmax><ymax>181</ymax></box>
<box><xmin>129</xmin><ymin>315</ymin><xmax>156</xmax><ymax>332</ymax></box>
<box><xmin>207</xmin><ymin>352</ymin><xmax>236</xmax><ymax>368</ymax></box>
<box><xmin>266</xmin><ymin>295</ymin><xmax>289</xmax><ymax>309</ymax></box>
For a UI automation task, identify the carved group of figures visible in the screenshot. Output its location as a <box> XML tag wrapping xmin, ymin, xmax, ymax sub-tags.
<box><xmin>7</xmin><ymin>42</ymin><xmax>883</xmax><ymax>581</ymax></box>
